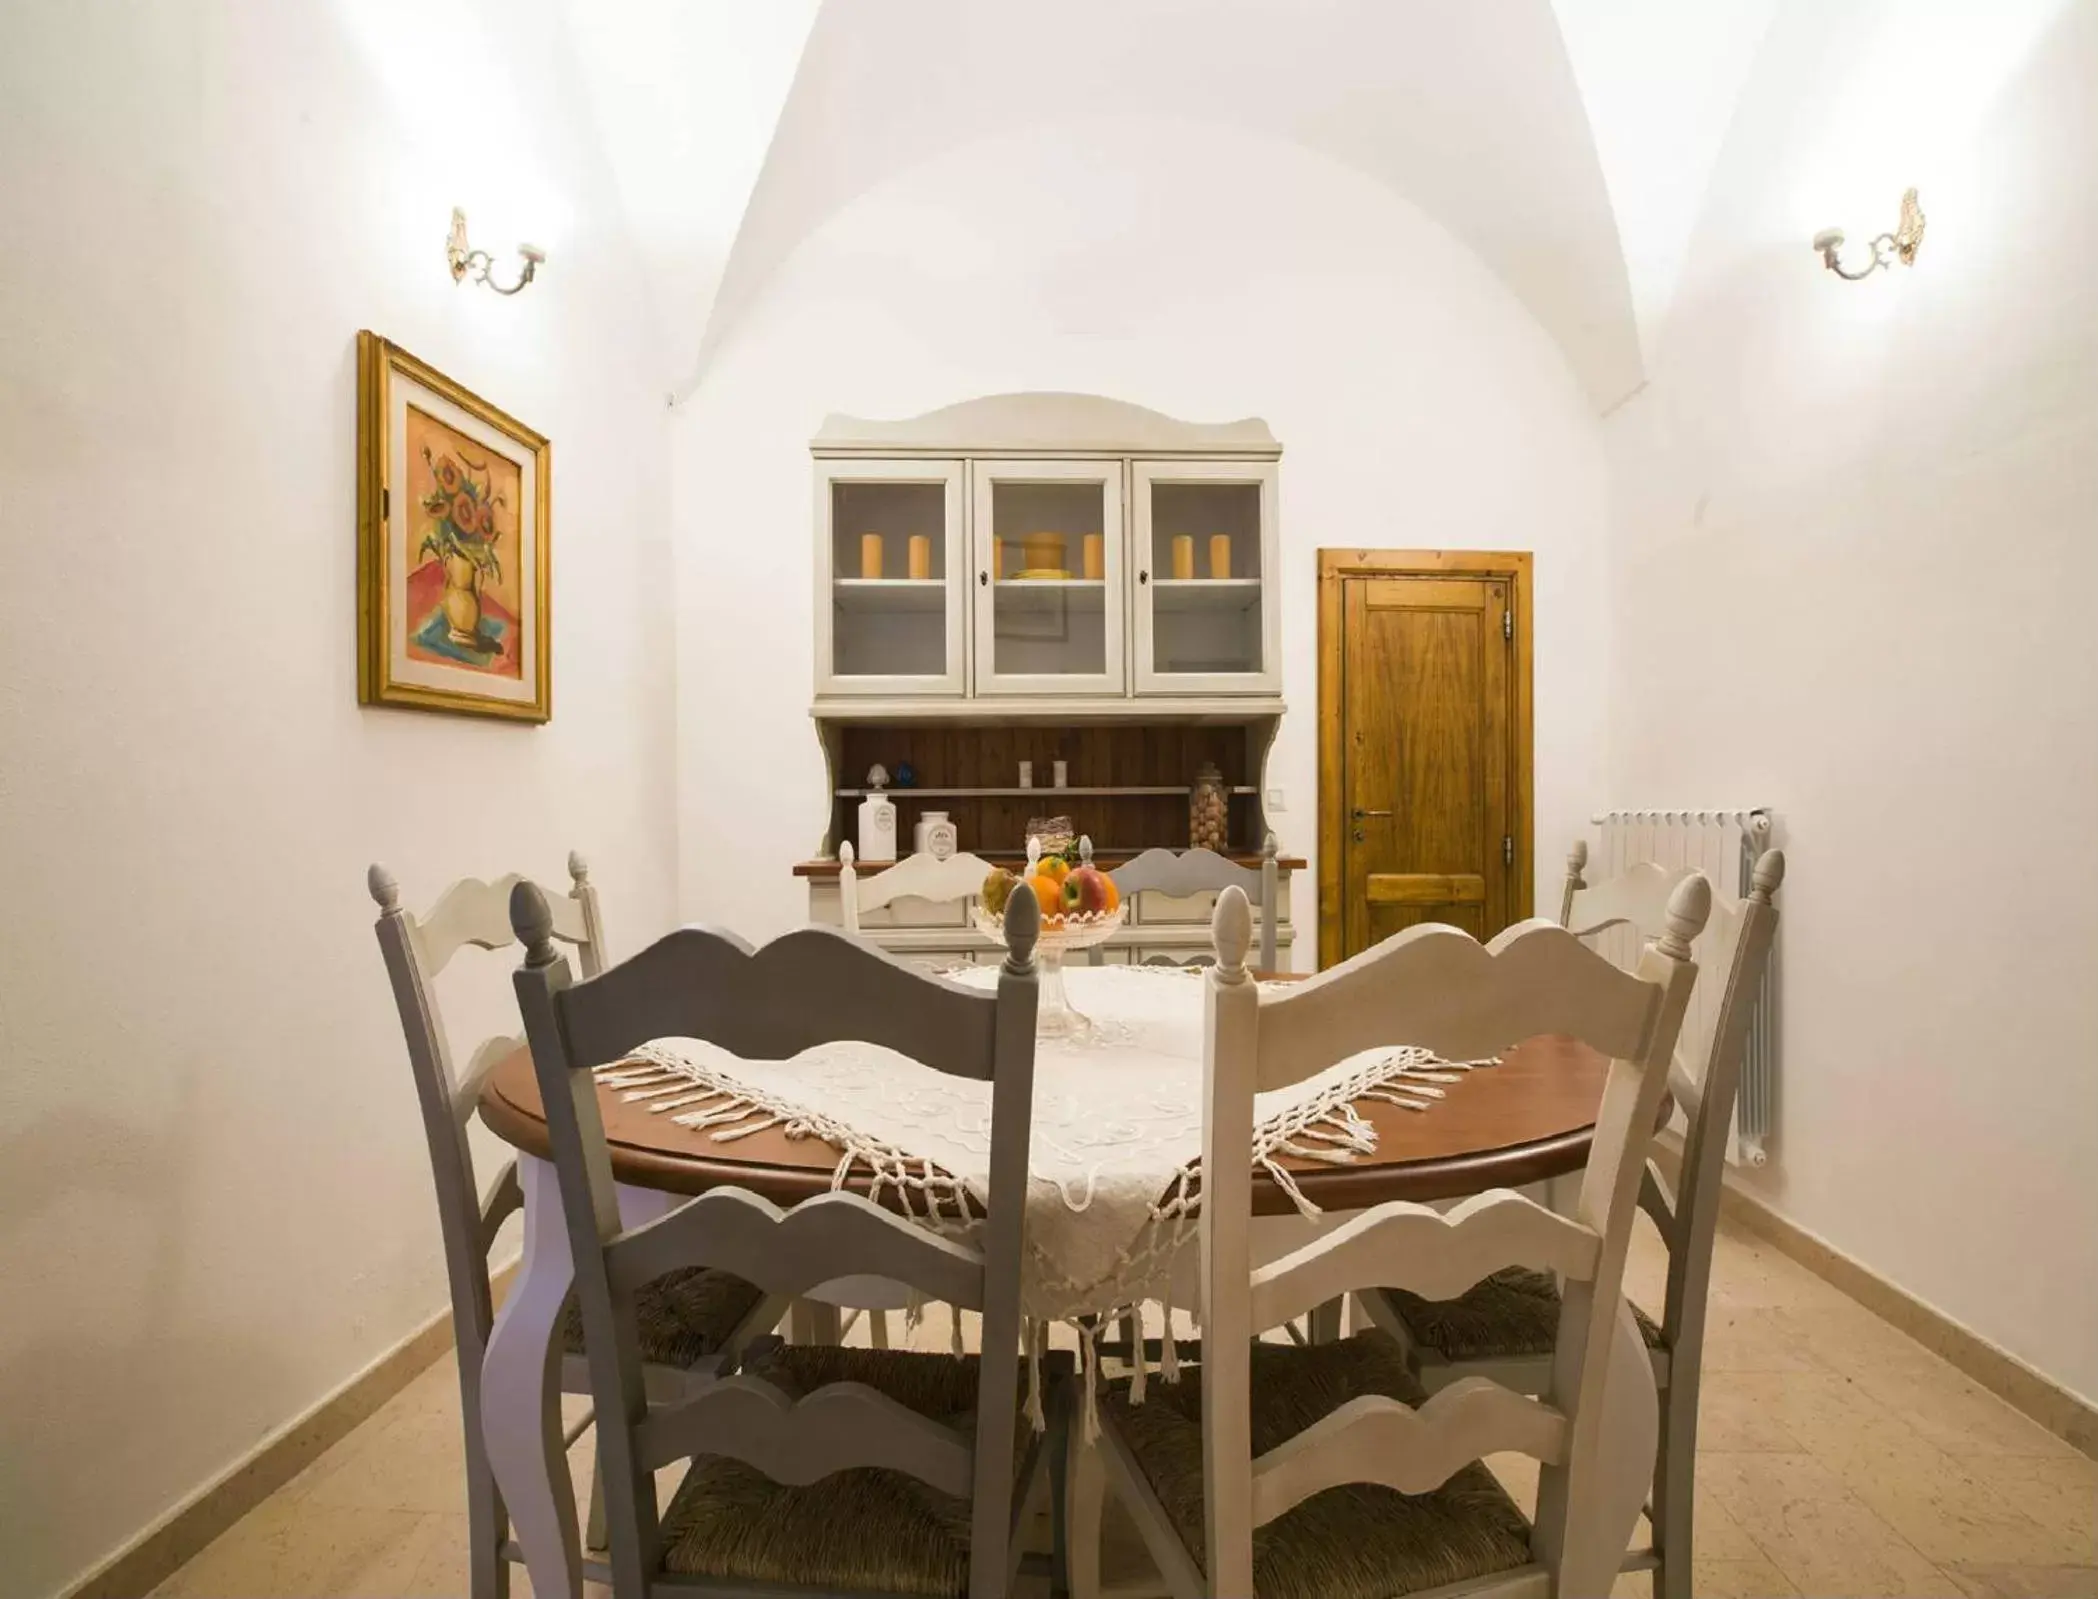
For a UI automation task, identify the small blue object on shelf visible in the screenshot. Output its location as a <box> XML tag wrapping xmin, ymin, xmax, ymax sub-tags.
<box><xmin>895</xmin><ymin>761</ymin><xmax>916</xmax><ymax>788</ymax></box>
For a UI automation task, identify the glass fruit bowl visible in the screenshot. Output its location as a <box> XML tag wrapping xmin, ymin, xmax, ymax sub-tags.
<box><xmin>970</xmin><ymin>838</ymin><xmax>1125</xmax><ymax>1037</ymax></box>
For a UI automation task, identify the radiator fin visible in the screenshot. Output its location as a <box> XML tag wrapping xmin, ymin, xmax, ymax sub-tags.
<box><xmin>1588</xmin><ymin>809</ymin><xmax>1778</xmax><ymax>1167</ymax></box>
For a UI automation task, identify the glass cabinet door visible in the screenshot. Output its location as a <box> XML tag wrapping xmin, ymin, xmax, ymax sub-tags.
<box><xmin>1132</xmin><ymin>460</ymin><xmax>1280</xmax><ymax>694</ymax></box>
<box><xmin>816</xmin><ymin>459</ymin><xmax>965</xmax><ymax>696</ymax></box>
<box><xmin>969</xmin><ymin>459</ymin><xmax>1126</xmax><ymax>695</ymax></box>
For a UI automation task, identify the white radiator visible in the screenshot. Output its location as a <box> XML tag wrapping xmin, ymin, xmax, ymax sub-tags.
<box><xmin>1588</xmin><ymin>808</ymin><xmax>1778</xmax><ymax>1167</ymax></box>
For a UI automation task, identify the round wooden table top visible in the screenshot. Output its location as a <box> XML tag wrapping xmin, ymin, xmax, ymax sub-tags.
<box><xmin>477</xmin><ymin>1031</ymin><xmax>1610</xmax><ymax>1218</ymax></box>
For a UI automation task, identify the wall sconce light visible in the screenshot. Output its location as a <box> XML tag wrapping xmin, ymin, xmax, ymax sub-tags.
<box><xmin>1813</xmin><ymin>188</ymin><xmax>1925</xmax><ymax>281</ymax></box>
<box><xmin>446</xmin><ymin>207</ymin><xmax>545</xmax><ymax>295</ymax></box>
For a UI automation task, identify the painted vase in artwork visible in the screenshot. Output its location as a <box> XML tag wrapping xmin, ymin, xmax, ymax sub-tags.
<box><xmin>441</xmin><ymin>552</ymin><xmax>482</xmax><ymax>645</ymax></box>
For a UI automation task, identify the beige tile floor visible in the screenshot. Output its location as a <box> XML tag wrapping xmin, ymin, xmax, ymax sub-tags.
<box><xmin>153</xmin><ymin>1214</ymin><xmax>2096</xmax><ymax>1598</ymax></box>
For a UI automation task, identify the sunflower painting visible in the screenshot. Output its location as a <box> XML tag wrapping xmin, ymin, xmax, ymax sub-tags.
<box><xmin>358</xmin><ymin>332</ymin><xmax>550</xmax><ymax>721</ymax></box>
<box><xmin>403</xmin><ymin>408</ymin><xmax>523</xmax><ymax>676</ymax></box>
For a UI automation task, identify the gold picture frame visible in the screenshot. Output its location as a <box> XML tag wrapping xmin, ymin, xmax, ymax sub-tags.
<box><xmin>357</xmin><ymin>331</ymin><xmax>551</xmax><ymax>721</ymax></box>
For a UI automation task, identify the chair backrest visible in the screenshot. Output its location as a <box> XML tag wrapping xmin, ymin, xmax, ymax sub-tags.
<box><xmin>1107</xmin><ymin>832</ymin><xmax>1280</xmax><ymax>971</ymax></box>
<box><xmin>1558</xmin><ymin>840</ymin><xmax>1785</xmax><ymax>1367</ymax></box>
<box><xmin>510</xmin><ymin>882</ymin><xmax>1041</xmax><ymax>1599</ymax></box>
<box><xmin>1196</xmin><ymin>878</ymin><xmax>1709</xmax><ymax>1597</ymax></box>
<box><xmin>368</xmin><ymin>854</ymin><xmax>606</xmax><ymax>1366</ymax></box>
<box><xmin>836</xmin><ymin>840</ymin><xmax>997</xmax><ymax>935</ymax></box>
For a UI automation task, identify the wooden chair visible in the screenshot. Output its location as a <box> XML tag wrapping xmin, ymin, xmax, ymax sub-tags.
<box><xmin>1095</xmin><ymin>834</ymin><xmax>1281</xmax><ymax>971</ymax></box>
<box><xmin>1068</xmin><ymin>875</ymin><xmax>1710</xmax><ymax>1598</ymax></box>
<box><xmin>1356</xmin><ymin>845</ymin><xmax>1785</xmax><ymax>1598</ymax></box>
<box><xmin>510</xmin><ymin>879</ymin><xmax>1063</xmax><ymax>1599</ymax></box>
<box><xmin>837</xmin><ymin>840</ymin><xmax>996</xmax><ymax>937</ymax></box>
<box><xmin>369</xmin><ymin>858</ymin><xmax>779</xmax><ymax>1599</ymax></box>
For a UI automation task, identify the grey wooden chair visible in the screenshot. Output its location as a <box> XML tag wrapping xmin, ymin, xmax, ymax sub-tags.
<box><xmin>1355</xmin><ymin>844</ymin><xmax>1785</xmax><ymax>1599</ymax></box>
<box><xmin>1091</xmin><ymin>833</ymin><xmax>1280</xmax><ymax>971</ymax></box>
<box><xmin>509</xmin><ymin>878</ymin><xmax>1064</xmax><ymax>1599</ymax></box>
<box><xmin>369</xmin><ymin>857</ymin><xmax>780</xmax><ymax>1599</ymax></box>
<box><xmin>1068</xmin><ymin>876</ymin><xmax>1709</xmax><ymax>1599</ymax></box>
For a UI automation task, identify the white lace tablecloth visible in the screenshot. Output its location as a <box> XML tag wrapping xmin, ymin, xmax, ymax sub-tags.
<box><xmin>601</xmin><ymin>965</ymin><xmax>1472</xmax><ymax>1329</ymax></box>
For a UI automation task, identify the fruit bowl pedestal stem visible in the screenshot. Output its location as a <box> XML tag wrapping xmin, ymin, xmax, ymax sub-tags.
<box><xmin>1035</xmin><ymin>944</ymin><xmax>1088</xmax><ymax>1039</ymax></box>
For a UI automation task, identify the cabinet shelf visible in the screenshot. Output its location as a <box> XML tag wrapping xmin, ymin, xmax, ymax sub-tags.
<box><xmin>834</xmin><ymin>785</ymin><xmax>1260</xmax><ymax>799</ymax></box>
<box><xmin>833</xmin><ymin>578</ymin><xmax>947</xmax><ymax>613</ymax></box>
<box><xmin>1150</xmin><ymin>577</ymin><xmax>1263</xmax><ymax>614</ymax></box>
<box><xmin>992</xmin><ymin>578</ymin><xmax>1107</xmax><ymax>613</ymax></box>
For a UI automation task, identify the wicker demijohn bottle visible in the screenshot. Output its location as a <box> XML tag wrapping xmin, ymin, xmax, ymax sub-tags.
<box><xmin>1189</xmin><ymin>761</ymin><xmax>1228</xmax><ymax>852</ymax></box>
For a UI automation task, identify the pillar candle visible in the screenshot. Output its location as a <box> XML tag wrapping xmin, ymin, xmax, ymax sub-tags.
<box><xmin>1082</xmin><ymin>533</ymin><xmax>1104</xmax><ymax>580</ymax></box>
<box><xmin>907</xmin><ymin>535</ymin><xmax>932</xmax><ymax>580</ymax></box>
<box><xmin>859</xmin><ymin>533</ymin><xmax>884</xmax><ymax>580</ymax></box>
<box><xmin>1171</xmin><ymin>535</ymin><xmax>1195</xmax><ymax>580</ymax></box>
<box><xmin>1208</xmin><ymin>534</ymin><xmax>1232</xmax><ymax>579</ymax></box>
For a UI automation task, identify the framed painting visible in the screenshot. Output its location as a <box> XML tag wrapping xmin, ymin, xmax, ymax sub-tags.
<box><xmin>357</xmin><ymin>332</ymin><xmax>551</xmax><ymax>721</ymax></box>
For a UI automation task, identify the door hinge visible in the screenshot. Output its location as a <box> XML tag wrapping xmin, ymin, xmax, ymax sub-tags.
<box><xmin>382</xmin><ymin>485</ymin><xmax>390</xmax><ymax>519</ymax></box>
<box><xmin>1503</xmin><ymin>835</ymin><xmax>1514</xmax><ymax>867</ymax></box>
<box><xmin>1503</xmin><ymin>609</ymin><xmax>1512</xmax><ymax>641</ymax></box>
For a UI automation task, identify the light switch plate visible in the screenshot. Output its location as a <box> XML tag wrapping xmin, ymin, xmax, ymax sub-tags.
<box><xmin>1265</xmin><ymin>787</ymin><xmax>1286</xmax><ymax>812</ymax></box>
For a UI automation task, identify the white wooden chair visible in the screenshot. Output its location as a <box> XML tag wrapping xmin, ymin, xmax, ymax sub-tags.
<box><xmin>1096</xmin><ymin>833</ymin><xmax>1281</xmax><ymax>972</ymax></box>
<box><xmin>1067</xmin><ymin>876</ymin><xmax>1709</xmax><ymax>1599</ymax></box>
<box><xmin>510</xmin><ymin>882</ymin><xmax>1064</xmax><ymax>1599</ymax></box>
<box><xmin>1356</xmin><ymin>844</ymin><xmax>1785</xmax><ymax>1598</ymax></box>
<box><xmin>369</xmin><ymin>858</ymin><xmax>781</xmax><ymax>1598</ymax></box>
<box><xmin>837</xmin><ymin>840</ymin><xmax>997</xmax><ymax>937</ymax></box>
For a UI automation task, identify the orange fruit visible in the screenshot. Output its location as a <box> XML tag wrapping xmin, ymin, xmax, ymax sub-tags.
<box><xmin>1039</xmin><ymin>855</ymin><xmax>1071</xmax><ymax>884</ymax></box>
<box><xmin>1101</xmin><ymin>875</ymin><xmax>1121</xmax><ymax>914</ymax></box>
<box><xmin>1028</xmin><ymin>875</ymin><xmax>1063</xmax><ymax>919</ymax></box>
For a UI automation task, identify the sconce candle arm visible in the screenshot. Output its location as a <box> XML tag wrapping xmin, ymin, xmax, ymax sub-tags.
<box><xmin>446</xmin><ymin>208</ymin><xmax>544</xmax><ymax>297</ymax></box>
<box><xmin>1812</xmin><ymin>188</ymin><xmax>1925</xmax><ymax>283</ymax></box>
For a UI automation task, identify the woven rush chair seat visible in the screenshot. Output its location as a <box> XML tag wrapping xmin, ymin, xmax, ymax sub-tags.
<box><xmin>557</xmin><ymin>1266</ymin><xmax>766</xmax><ymax>1370</ymax></box>
<box><xmin>658</xmin><ymin>1344</ymin><xmax>1056</xmax><ymax>1597</ymax></box>
<box><xmin>1379</xmin><ymin>1266</ymin><xmax>1662</xmax><ymax>1364</ymax></box>
<box><xmin>1100</xmin><ymin>1331</ymin><xmax>1532</xmax><ymax>1599</ymax></box>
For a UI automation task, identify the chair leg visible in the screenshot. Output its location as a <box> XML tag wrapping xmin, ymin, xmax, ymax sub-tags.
<box><xmin>788</xmin><ymin>1299</ymin><xmax>843</xmax><ymax>1345</ymax></box>
<box><xmin>585</xmin><ymin>1456</ymin><xmax>609</xmax><ymax>1554</ymax></box>
<box><xmin>1063</xmin><ymin>1434</ymin><xmax>1104</xmax><ymax>1599</ymax></box>
<box><xmin>1307</xmin><ymin>1298</ymin><xmax>1344</xmax><ymax>1344</ymax></box>
<box><xmin>464</xmin><ymin>1439</ymin><xmax>511</xmax><ymax>1599</ymax></box>
<box><xmin>1652</xmin><ymin>1380</ymin><xmax>1697</xmax><ymax>1599</ymax></box>
<box><xmin>869</xmin><ymin>1308</ymin><xmax>892</xmax><ymax>1349</ymax></box>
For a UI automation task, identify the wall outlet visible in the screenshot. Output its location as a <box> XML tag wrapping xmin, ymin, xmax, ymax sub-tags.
<box><xmin>1265</xmin><ymin>787</ymin><xmax>1286</xmax><ymax>812</ymax></box>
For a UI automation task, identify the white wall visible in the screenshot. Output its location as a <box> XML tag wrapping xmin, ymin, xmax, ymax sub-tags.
<box><xmin>1607</xmin><ymin>0</ymin><xmax>2098</xmax><ymax>1401</ymax></box>
<box><xmin>0</xmin><ymin>3</ymin><xmax>680</xmax><ymax>1594</ymax></box>
<box><xmin>672</xmin><ymin>115</ymin><xmax>1611</xmax><ymax>950</ymax></box>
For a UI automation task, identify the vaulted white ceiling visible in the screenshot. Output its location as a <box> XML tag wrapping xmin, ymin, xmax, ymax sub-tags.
<box><xmin>559</xmin><ymin>0</ymin><xmax>1792</xmax><ymax>412</ymax></box>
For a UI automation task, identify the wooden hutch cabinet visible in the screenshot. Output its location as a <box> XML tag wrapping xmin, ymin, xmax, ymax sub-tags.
<box><xmin>803</xmin><ymin>393</ymin><xmax>1299</xmax><ymax>967</ymax></box>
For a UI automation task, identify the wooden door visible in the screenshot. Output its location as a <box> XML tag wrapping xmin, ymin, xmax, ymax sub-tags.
<box><xmin>1318</xmin><ymin>552</ymin><xmax>1531</xmax><ymax>967</ymax></box>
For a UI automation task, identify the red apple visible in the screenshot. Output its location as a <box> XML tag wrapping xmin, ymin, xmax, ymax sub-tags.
<box><xmin>1067</xmin><ymin>865</ymin><xmax>1111</xmax><ymax>916</ymax></box>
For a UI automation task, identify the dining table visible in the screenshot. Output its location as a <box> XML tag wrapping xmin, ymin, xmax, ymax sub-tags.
<box><xmin>473</xmin><ymin>964</ymin><xmax>1615</xmax><ymax>1599</ymax></box>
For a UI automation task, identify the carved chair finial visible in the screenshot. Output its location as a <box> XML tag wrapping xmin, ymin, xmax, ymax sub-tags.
<box><xmin>1659</xmin><ymin>873</ymin><xmax>1713</xmax><ymax>960</ymax></box>
<box><xmin>567</xmin><ymin>850</ymin><xmax>591</xmax><ymax>888</ymax></box>
<box><xmin>1261</xmin><ymin>831</ymin><xmax>1279</xmax><ymax>861</ymax></box>
<box><xmin>1002</xmin><ymin>876</ymin><xmax>1040</xmax><ymax>973</ymax></box>
<box><xmin>1750</xmin><ymin>848</ymin><xmax>1787</xmax><ymax>903</ymax></box>
<box><xmin>366</xmin><ymin>862</ymin><xmax>400</xmax><ymax>911</ymax></box>
<box><xmin>839</xmin><ymin>840</ymin><xmax>855</xmax><ymax>870</ymax></box>
<box><xmin>1212</xmin><ymin>884</ymin><xmax>1254</xmax><ymax>981</ymax></box>
<box><xmin>1567</xmin><ymin>838</ymin><xmax>1588</xmax><ymax>878</ymax></box>
<box><xmin>509</xmin><ymin>880</ymin><xmax>560</xmax><ymax>968</ymax></box>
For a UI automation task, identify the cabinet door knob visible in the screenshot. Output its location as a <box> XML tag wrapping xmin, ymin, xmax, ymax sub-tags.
<box><xmin>979</xmin><ymin>571</ymin><xmax>989</xmax><ymax>586</ymax></box>
<box><xmin>1138</xmin><ymin>570</ymin><xmax>1149</xmax><ymax>585</ymax></box>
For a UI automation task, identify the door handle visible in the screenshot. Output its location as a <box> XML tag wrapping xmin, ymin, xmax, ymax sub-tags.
<box><xmin>1351</xmin><ymin>807</ymin><xmax>1392</xmax><ymax>820</ymax></box>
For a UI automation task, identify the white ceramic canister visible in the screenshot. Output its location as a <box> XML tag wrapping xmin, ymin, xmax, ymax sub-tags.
<box><xmin>913</xmin><ymin>809</ymin><xmax>959</xmax><ymax>860</ymax></box>
<box><xmin>857</xmin><ymin>787</ymin><xmax>898</xmax><ymax>863</ymax></box>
